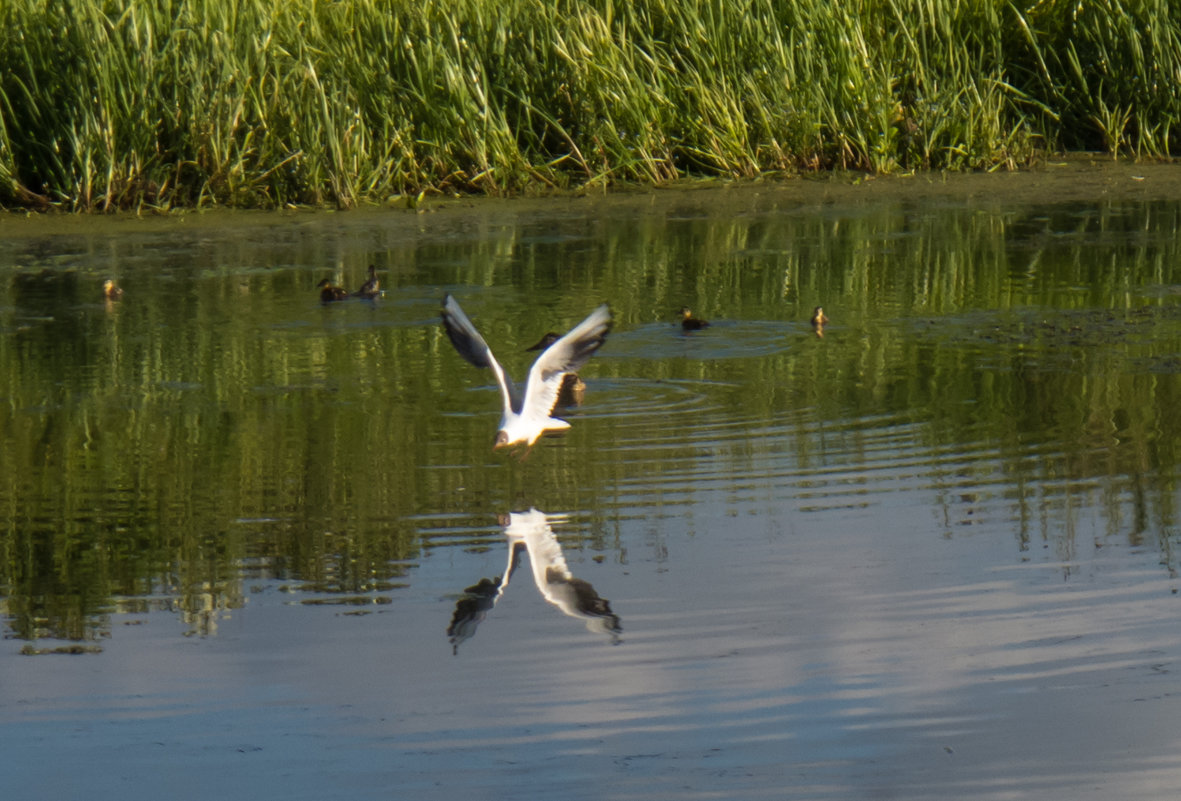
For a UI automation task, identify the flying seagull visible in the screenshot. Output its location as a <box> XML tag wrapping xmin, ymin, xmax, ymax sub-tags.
<box><xmin>441</xmin><ymin>294</ymin><xmax>611</xmax><ymax>450</ymax></box>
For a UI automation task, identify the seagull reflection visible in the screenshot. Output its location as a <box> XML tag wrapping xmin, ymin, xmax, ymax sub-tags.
<box><xmin>447</xmin><ymin>509</ymin><xmax>621</xmax><ymax>653</ymax></box>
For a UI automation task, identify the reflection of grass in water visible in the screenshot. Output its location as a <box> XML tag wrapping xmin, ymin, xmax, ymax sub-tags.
<box><xmin>906</xmin><ymin>306</ymin><xmax>1181</xmax><ymax>362</ymax></box>
<box><xmin>3</xmin><ymin>193</ymin><xmax>1181</xmax><ymax>641</ymax></box>
<box><xmin>298</xmin><ymin>596</ymin><xmax>395</xmax><ymax>607</ymax></box>
<box><xmin>1</xmin><ymin>0</ymin><xmax>1179</xmax><ymax>209</ymax></box>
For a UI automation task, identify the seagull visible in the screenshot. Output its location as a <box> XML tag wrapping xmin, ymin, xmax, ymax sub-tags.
<box><xmin>441</xmin><ymin>294</ymin><xmax>611</xmax><ymax>450</ymax></box>
<box><xmin>679</xmin><ymin>306</ymin><xmax>710</xmax><ymax>330</ymax></box>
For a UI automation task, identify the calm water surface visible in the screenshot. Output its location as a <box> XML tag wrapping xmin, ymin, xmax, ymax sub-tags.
<box><xmin>3</xmin><ymin>166</ymin><xmax>1181</xmax><ymax>799</ymax></box>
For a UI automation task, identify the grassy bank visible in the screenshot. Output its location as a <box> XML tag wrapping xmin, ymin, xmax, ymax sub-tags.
<box><xmin>1</xmin><ymin>0</ymin><xmax>1178</xmax><ymax>210</ymax></box>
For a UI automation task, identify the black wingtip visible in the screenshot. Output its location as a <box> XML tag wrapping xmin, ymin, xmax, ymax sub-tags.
<box><xmin>526</xmin><ymin>332</ymin><xmax>562</xmax><ymax>352</ymax></box>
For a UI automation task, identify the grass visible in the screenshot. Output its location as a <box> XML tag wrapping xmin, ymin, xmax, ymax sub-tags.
<box><xmin>0</xmin><ymin>0</ymin><xmax>1178</xmax><ymax>210</ymax></box>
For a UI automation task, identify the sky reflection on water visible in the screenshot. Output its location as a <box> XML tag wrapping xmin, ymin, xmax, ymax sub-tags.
<box><xmin>4</xmin><ymin>169</ymin><xmax>1181</xmax><ymax>799</ymax></box>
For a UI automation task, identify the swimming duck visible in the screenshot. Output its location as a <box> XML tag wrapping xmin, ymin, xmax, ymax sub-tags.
<box><xmin>317</xmin><ymin>278</ymin><xmax>349</xmax><ymax>302</ymax></box>
<box><xmin>526</xmin><ymin>332</ymin><xmax>586</xmax><ymax>408</ymax></box>
<box><xmin>441</xmin><ymin>295</ymin><xmax>611</xmax><ymax>452</ymax></box>
<box><xmin>354</xmin><ymin>264</ymin><xmax>381</xmax><ymax>298</ymax></box>
<box><xmin>102</xmin><ymin>279</ymin><xmax>123</xmax><ymax>300</ymax></box>
<box><xmin>811</xmin><ymin>306</ymin><xmax>829</xmax><ymax>337</ymax></box>
<box><xmin>679</xmin><ymin>306</ymin><xmax>710</xmax><ymax>330</ymax></box>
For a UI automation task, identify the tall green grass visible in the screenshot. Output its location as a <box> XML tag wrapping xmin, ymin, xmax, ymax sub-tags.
<box><xmin>1</xmin><ymin>0</ymin><xmax>1178</xmax><ymax>210</ymax></box>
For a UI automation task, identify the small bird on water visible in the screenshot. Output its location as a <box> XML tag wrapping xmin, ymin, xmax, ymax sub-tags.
<box><xmin>811</xmin><ymin>306</ymin><xmax>829</xmax><ymax>337</ymax></box>
<box><xmin>354</xmin><ymin>264</ymin><xmax>381</xmax><ymax>298</ymax></box>
<box><xmin>317</xmin><ymin>278</ymin><xmax>349</xmax><ymax>302</ymax></box>
<box><xmin>441</xmin><ymin>295</ymin><xmax>611</xmax><ymax>452</ymax></box>
<box><xmin>103</xmin><ymin>279</ymin><xmax>123</xmax><ymax>300</ymax></box>
<box><xmin>526</xmin><ymin>332</ymin><xmax>586</xmax><ymax>408</ymax></box>
<box><xmin>679</xmin><ymin>306</ymin><xmax>710</xmax><ymax>330</ymax></box>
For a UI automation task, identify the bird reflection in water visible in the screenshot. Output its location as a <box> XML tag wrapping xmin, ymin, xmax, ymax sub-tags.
<box><xmin>447</xmin><ymin>508</ymin><xmax>621</xmax><ymax>653</ymax></box>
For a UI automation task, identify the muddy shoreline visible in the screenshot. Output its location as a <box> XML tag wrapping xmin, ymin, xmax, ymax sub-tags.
<box><xmin>2</xmin><ymin>156</ymin><xmax>1179</xmax><ymax>241</ymax></box>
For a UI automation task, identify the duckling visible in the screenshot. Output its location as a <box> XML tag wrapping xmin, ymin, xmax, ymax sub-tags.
<box><xmin>811</xmin><ymin>306</ymin><xmax>829</xmax><ymax>337</ymax></box>
<box><xmin>317</xmin><ymin>278</ymin><xmax>349</xmax><ymax>302</ymax></box>
<box><xmin>526</xmin><ymin>332</ymin><xmax>586</xmax><ymax>408</ymax></box>
<box><xmin>102</xmin><ymin>279</ymin><xmax>123</xmax><ymax>300</ymax></box>
<box><xmin>354</xmin><ymin>264</ymin><xmax>381</xmax><ymax>298</ymax></box>
<box><xmin>679</xmin><ymin>306</ymin><xmax>710</xmax><ymax>330</ymax></box>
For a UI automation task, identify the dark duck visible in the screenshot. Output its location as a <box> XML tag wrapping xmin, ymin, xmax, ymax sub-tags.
<box><xmin>679</xmin><ymin>306</ymin><xmax>710</xmax><ymax>330</ymax></box>
<box><xmin>317</xmin><ymin>278</ymin><xmax>349</xmax><ymax>302</ymax></box>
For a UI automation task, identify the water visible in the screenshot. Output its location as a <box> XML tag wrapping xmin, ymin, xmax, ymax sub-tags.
<box><xmin>3</xmin><ymin>164</ymin><xmax>1181</xmax><ymax>799</ymax></box>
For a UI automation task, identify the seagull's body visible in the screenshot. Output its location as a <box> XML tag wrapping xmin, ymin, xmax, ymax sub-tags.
<box><xmin>441</xmin><ymin>295</ymin><xmax>611</xmax><ymax>450</ymax></box>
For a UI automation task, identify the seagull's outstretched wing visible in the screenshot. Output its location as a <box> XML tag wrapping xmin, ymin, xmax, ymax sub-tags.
<box><xmin>522</xmin><ymin>303</ymin><xmax>611</xmax><ymax>421</ymax></box>
<box><xmin>441</xmin><ymin>294</ymin><xmax>517</xmax><ymax>414</ymax></box>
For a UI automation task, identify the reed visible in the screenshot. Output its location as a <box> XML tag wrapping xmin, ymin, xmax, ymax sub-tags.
<box><xmin>1</xmin><ymin>0</ymin><xmax>1178</xmax><ymax>210</ymax></box>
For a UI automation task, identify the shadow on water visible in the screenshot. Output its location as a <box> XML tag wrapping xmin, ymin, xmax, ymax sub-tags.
<box><xmin>4</xmin><ymin>167</ymin><xmax>1181</xmax><ymax>799</ymax></box>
